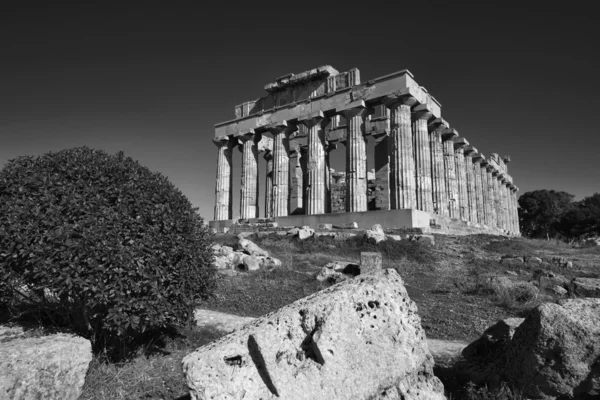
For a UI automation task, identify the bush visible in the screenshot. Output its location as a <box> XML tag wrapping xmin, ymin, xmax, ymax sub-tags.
<box><xmin>0</xmin><ymin>147</ymin><xmax>216</xmax><ymax>356</ymax></box>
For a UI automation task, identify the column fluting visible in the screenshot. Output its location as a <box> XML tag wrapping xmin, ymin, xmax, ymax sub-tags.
<box><xmin>213</xmin><ymin>136</ymin><xmax>233</xmax><ymax>221</ymax></box>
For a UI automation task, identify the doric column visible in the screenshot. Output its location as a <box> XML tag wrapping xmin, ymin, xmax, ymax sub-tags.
<box><xmin>264</xmin><ymin>152</ymin><xmax>273</xmax><ymax>218</ymax></box>
<box><xmin>412</xmin><ymin>104</ymin><xmax>434</xmax><ymax>213</ymax></box>
<box><xmin>463</xmin><ymin>146</ymin><xmax>478</xmax><ymax>223</ymax></box>
<box><xmin>299</xmin><ymin>111</ymin><xmax>328</xmax><ymax>215</ymax></box>
<box><xmin>485</xmin><ymin>165</ymin><xmax>497</xmax><ymax>228</ymax></box>
<box><xmin>289</xmin><ymin>135</ymin><xmax>306</xmax><ymax>215</ymax></box>
<box><xmin>441</xmin><ymin>128</ymin><xmax>458</xmax><ymax>218</ymax></box>
<box><xmin>384</xmin><ymin>93</ymin><xmax>417</xmax><ymax>209</ymax></box>
<box><xmin>372</xmin><ymin>129</ymin><xmax>390</xmax><ymax>210</ymax></box>
<box><xmin>428</xmin><ymin>118</ymin><xmax>449</xmax><ymax>216</ymax></box>
<box><xmin>454</xmin><ymin>137</ymin><xmax>469</xmax><ymax>221</ymax></box>
<box><xmin>471</xmin><ymin>151</ymin><xmax>485</xmax><ymax>225</ymax></box>
<box><xmin>213</xmin><ymin>135</ymin><xmax>233</xmax><ymax>221</ymax></box>
<box><xmin>236</xmin><ymin>130</ymin><xmax>259</xmax><ymax>219</ymax></box>
<box><xmin>267</xmin><ymin>121</ymin><xmax>297</xmax><ymax>217</ymax></box>
<box><xmin>513</xmin><ymin>186</ymin><xmax>521</xmax><ymax>236</ymax></box>
<box><xmin>504</xmin><ymin>181</ymin><xmax>512</xmax><ymax>234</ymax></box>
<box><xmin>492</xmin><ymin>170</ymin><xmax>503</xmax><ymax>230</ymax></box>
<box><xmin>339</xmin><ymin>100</ymin><xmax>370</xmax><ymax>212</ymax></box>
<box><xmin>478</xmin><ymin>156</ymin><xmax>491</xmax><ymax>226</ymax></box>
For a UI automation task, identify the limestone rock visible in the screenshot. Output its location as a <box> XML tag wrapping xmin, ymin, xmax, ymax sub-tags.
<box><xmin>500</xmin><ymin>299</ymin><xmax>600</xmax><ymax>399</ymax></box>
<box><xmin>182</xmin><ymin>269</ymin><xmax>445</xmax><ymax>400</ymax></box>
<box><xmin>524</xmin><ymin>256</ymin><xmax>543</xmax><ymax>265</ymax></box>
<box><xmin>387</xmin><ymin>234</ymin><xmax>404</xmax><ymax>241</ymax></box>
<box><xmin>317</xmin><ymin>223</ymin><xmax>333</xmax><ymax>230</ymax></box>
<box><xmin>242</xmin><ymin>255</ymin><xmax>261</xmax><ymax>271</ymax></box>
<box><xmin>0</xmin><ymin>326</ymin><xmax>92</xmax><ymax>400</ymax></box>
<box><xmin>571</xmin><ymin>277</ymin><xmax>600</xmax><ymax>298</ymax></box>
<box><xmin>500</xmin><ymin>255</ymin><xmax>524</xmax><ymax>265</ymax></box>
<box><xmin>427</xmin><ymin>339</ymin><xmax>468</xmax><ymax>370</ymax></box>
<box><xmin>455</xmin><ymin>318</ymin><xmax>524</xmax><ymax>385</ymax></box>
<box><xmin>552</xmin><ymin>285</ymin><xmax>568</xmax><ymax>296</ymax></box>
<box><xmin>364</xmin><ymin>224</ymin><xmax>386</xmax><ymax>244</ymax></box>
<box><xmin>298</xmin><ymin>227</ymin><xmax>315</xmax><ymax>240</ymax></box>
<box><xmin>361</xmin><ymin>252</ymin><xmax>382</xmax><ymax>274</ymax></box>
<box><xmin>238</xmin><ymin>238</ymin><xmax>269</xmax><ymax>257</ymax></box>
<box><xmin>324</xmin><ymin>261</ymin><xmax>347</xmax><ymax>272</ymax></box>
<box><xmin>410</xmin><ymin>235</ymin><xmax>435</xmax><ymax>246</ymax></box>
<box><xmin>237</xmin><ymin>232</ymin><xmax>254</xmax><ymax>239</ymax></box>
<box><xmin>315</xmin><ymin>266</ymin><xmax>345</xmax><ymax>284</ymax></box>
<box><xmin>551</xmin><ymin>256</ymin><xmax>572</xmax><ymax>269</ymax></box>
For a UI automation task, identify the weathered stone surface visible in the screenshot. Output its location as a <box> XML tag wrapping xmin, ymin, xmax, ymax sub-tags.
<box><xmin>315</xmin><ymin>266</ymin><xmax>347</xmax><ymax>284</ymax></box>
<box><xmin>242</xmin><ymin>255</ymin><xmax>261</xmax><ymax>271</ymax></box>
<box><xmin>571</xmin><ymin>277</ymin><xmax>600</xmax><ymax>297</ymax></box>
<box><xmin>238</xmin><ymin>132</ymin><xmax>259</xmax><ymax>219</ymax></box>
<box><xmin>238</xmin><ymin>238</ymin><xmax>269</xmax><ymax>257</ymax></box>
<box><xmin>298</xmin><ymin>227</ymin><xmax>315</xmax><ymax>240</ymax></box>
<box><xmin>454</xmin><ymin>139</ymin><xmax>468</xmax><ymax>221</ymax></box>
<box><xmin>553</xmin><ymin>285</ymin><xmax>568</xmax><ymax>296</ymax></box>
<box><xmin>364</xmin><ymin>224</ymin><xmax>386</xmax><ymax>244</ymax></box>
<box><xmin>361</xmin><ymin>252</ymin><xmax>382</xmax><ymax>274</ymax></box>
<box><xmin>182</xmin><ymin>269</ymin><xmax>445</xmax><ymax>400</ymax></box>
<box><xmin>524</xmin><ymin>256</ymin><xmax>543</xmax><ymax>265</ymax></box>
<box><xmin>455</xmin><ymin>318</ymin><xmax>524</xmax><ymax>385</ymax></box>
<box><xmin>552</xmin><ymin>256</ymin><xmax>573</xmax><ymax>269</ymax></box>
<box><xmin>500</xmin><ymin>255</ymin><xmax>524</xmax><ymax>265</ymax></box>
<box><xmin>301</xmin><ymin>112</ymin><xmax>327</xmax><ymax>215</ymax></box>
<box><xmin>413</xmin><ymin>105</ymin><xmax>434</xmax><ymax>213</ymax></box>
<box><xmin>500</xmin><ymin>299</ymin><xmax>600</xmax><ymax>399</ymax></box>
<box><xmin>388</xmin><ymin>100</ymin><xmax>417</xmax><ymax>210</ymax></box>
<box><xmin>427</xmin><ymin>339</ymin><xmax>468</xmax><ymax>370</ymax></box>
<box><xmin>317</xmin><ymin>223</ymin><xmax>333</xmax><ymax>230</ymax></box>
<box><xmin>213</xmin><ymin>136</ymin><xmax>233</xmax><ymax>221</ymax></box>
<box><xmin>410</xmin><ymin>234</ymin><xmax>435</xmax><ymax>246</ymax></box>
<box><xmin>342</xmin><ymin>102</ymin><xmax>369</xmax><ymax>212</ymax></box>
<box><xmin>195</xmin><ymin>309</ymin><xmax>256</xmax><ymax>334</ymax></box>
<box><xmin>428</xmin><ymin>119</ymin><xmax>448</xmax><ymax>217</ymax></box>
<box><xmin>0</xmin><ymin>326</ymin><xmax>92</xmax><ymax>400</ymax></box>
<box><xmin>441</xmin><ymin>130</ymin><xmax>458</xmax><ymax>218</ymax></box>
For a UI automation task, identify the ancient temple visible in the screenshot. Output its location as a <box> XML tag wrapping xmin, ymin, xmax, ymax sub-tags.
<box><xmin>209</xmin><ymin>66</ymin><xmax>520</xmax><ymax>235</ymax></box>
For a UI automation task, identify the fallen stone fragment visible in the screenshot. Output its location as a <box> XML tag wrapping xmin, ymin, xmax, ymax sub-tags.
<box><xmin>499</xmin><ymin>255</ymin><xmax>524</xmax><ymax>265</ymax></box>
<box><xmin>364</xmin><ymin>224</ymin><xmax>386</xmax><ymax>244</ymax></box>
<box><xmin>500</xmin><ymin>299</ymin><xmax>600</xmax><ymax>399</ymax></box>
<box><xmin>552</xmin><ymin>285</ymin><xmax>568</xmax><ymax>296</ymax></box>
<box><xmin>410</xmin><ymin>234</ymin><xmax>435</xmax><ymax>246</ymax></box>
<box><xmin>182</xmin><ymin>269</ymin><xmax>445</xmax><ymax>400</ymax></box>
<box><xmin>524</xmin><ymin>256</ymin><xmax>543</xmax><ymax>265</ymax></box>
<box><xmin>571</xmin><ymin>277</ymin><xmax>600</xmax><ymax>298</ymax></box>
<box><xmin>238</xmin><ymin>238</ymin><xmax>269</xmax><ymax>257</ymax></box>
<box><xmin>0</xmin><ymin>326</ymin><xmax>92</xmax><ymax>400</ymax></box>
<box><xmin>317</xmin><ymin>223</ymin><xmax>333</xmax><ymax>230</ymax></box>
<box><xmin>297</xmin><ymin>227</ymin><xmax>314</xmax><ymax>240</ymax></box>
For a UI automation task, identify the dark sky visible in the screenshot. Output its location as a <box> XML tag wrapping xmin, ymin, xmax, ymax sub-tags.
<box><xmin>1</xmin><ymin>1</ymin><xmax>598</xmax><ymax>221</ymax></box>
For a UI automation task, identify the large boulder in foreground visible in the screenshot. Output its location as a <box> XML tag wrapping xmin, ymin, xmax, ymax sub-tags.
<box><xmin>182</xmin><ymin>269</ymin><xmax>445</xmax><ymax>400</ymax></box>
<box><xmin>0</xmin><ymin>325</ymin><xmax>92</xmax><ymax>400</ymax></box>
<box><xmin>499</xmin><ymin>298</ymin><xmax>600</xmax><ymax>399</ymax></box>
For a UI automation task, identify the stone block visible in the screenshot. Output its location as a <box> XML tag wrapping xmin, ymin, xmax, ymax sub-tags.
<box><xmin>317</xmin><ymin>223</ymin><xmax>333</xmax><ymax>230</ymax></box>
<box><xmin>182</xmin><ymin>269</ymin><xmax>444</xmax><ymax>400</ymax></box>
<box><xmin>360</xmin><ymin>252</ymin><xmax>382</xmax><ymax>274</ymax></box>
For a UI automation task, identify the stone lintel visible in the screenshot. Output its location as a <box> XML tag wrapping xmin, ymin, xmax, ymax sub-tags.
<box><xmin>412</xmin><ymin>104</ymin><xmax>432</xmax><ymax>120</ymax></box>
<box><xmin>289</xmin><ymin>136</ymin><xmax>307</xmax><ymax>153</ymax></box>
<box><xmin>326</xmin><ymin>128</ymin><xmax>347</xmax><ymax>144</ymax></box>
<box><xmin>233</xmin><ymin>128</ymin><xmax>256</xmax><ymax>138</ymax></box>
<box><xmin>264</xmin><ymin>120</ymin><xmax>297</xmax><ymax>135</ymax></box>
<box><xmin>441</xmin><ymin>128</ymin><xmax>458</xmax><ymax>141</ymax></box>
<box><xmin>453</xmin><ymin>136</ymin><xmax>469</xmax><ymax>150</ymax></box>
<box><xmin>216</xmin><ymin>70</ymin><xmax>436</xmax><ymax>136</ymax></box>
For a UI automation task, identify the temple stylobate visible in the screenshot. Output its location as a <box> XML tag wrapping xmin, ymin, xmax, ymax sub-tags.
<box><xmin>210</xmin><ymin>66</ymin><xmax>520</xmax><ymax>236</ymax></box>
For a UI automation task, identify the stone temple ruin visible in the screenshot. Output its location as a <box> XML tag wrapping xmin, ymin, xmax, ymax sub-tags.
<box><xmin>210</xmin><ymin>66</ymin><xmax>520</xmax><ymax>235</ymax></box>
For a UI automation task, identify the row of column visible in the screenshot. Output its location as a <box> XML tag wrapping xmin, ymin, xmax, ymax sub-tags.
<box><xmin>213</xmin><ymin>97</ymin><xmax>520</xmax><ymax>235</ymax></box>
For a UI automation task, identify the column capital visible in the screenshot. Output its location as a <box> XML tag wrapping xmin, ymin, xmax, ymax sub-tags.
<box><xmin>485</xmin><ymin>163</ymin><xmax>496</xmax><ymax>172</ymax></box>
<box><xmin>326</xmin><ymin>128</ymin><xmax>347</xmax><ymax>145</ymax></box>
<box><xmin>265</xmin><ymin>120</ymin><xmax>298</xmax><ymax>136</ymax></box>
<box><xmin>464</xmin><ymin>145</ymin><xmax>478</xmax><ymax>157</ymax></box>
<box><xmin>234</xmin><ymin>128</ymin><xmax>256</xmax><ymax>141</ymax></box>
<box><xmin>441</xmin><ymin>128</ymin><xmax>458</xmax><ymax>141</ymax></box>
<box><xmin>257</xmin><ymin>136</ymin><xmax>273</xmax><ymax>153</ymax></box>
<box><xmin>212</xmin><ymin>135</ymin><xmax>231</xmax><ymax>147</ymax></box>
<box><xmin>336</xmin><ymin>100</ymin><xmax>369</xmax><ymax>119</ymax></box>
<box><xmin>381</xmin><ymin>89</ymin><xmax>417</xmax><ymax>108</ymax></box>
<box><xmin>412</xmin><ymin>104</ymin><xmax>433</xmax><ymax>121</ymax></box>
<box><xmin>472</xmin><ymin>152</ymin><xmax>485</xmax><ymax>164</ymax></box>
<box><xmin>428</xmin><ymin>118</ymin><xmax>449</xmax><ymax>133</ymax></box>
<box><xmin>453</xmin><ymin>136</ymin><xmax>469</xmax><ymax>150</ymax></box>
<box><xmin>298</xmin><ymin>111</ymin><xmax>326</xmax><ymax>128</ymax></box>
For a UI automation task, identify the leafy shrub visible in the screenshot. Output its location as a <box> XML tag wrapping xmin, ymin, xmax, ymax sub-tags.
<box><xmin>0</xmin><ymin>147</ymin><xmax>216</xmax><ymax>356</ymax></box>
